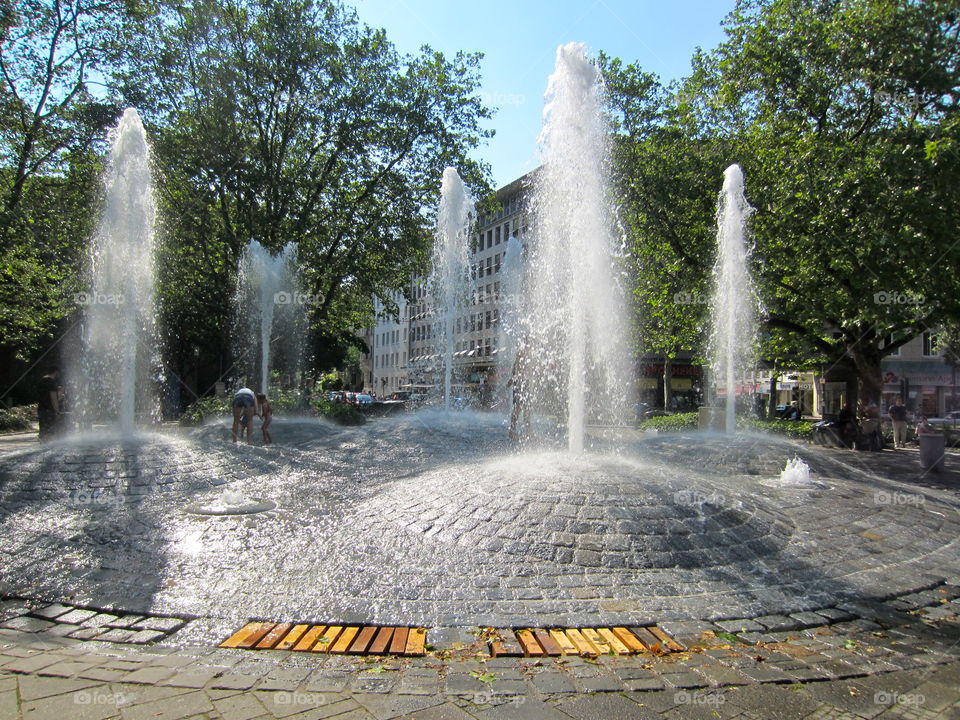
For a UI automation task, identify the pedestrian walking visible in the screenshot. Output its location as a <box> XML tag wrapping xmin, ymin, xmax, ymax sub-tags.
<box><xmin>888</xmin><ymin>396</ymin><xmax>908</xmax><ymax>449</ymax></box>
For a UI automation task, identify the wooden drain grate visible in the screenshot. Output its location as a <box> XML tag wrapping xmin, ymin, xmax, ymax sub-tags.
<box><xmin>490</xmin><ymin>626</ymin><xmax>684</xmax><ymax>658</ymax></box>
<box><xmin>220</xmin><ymin>622</ymin><xmax>427</xmax><ymax>656</ymax></box>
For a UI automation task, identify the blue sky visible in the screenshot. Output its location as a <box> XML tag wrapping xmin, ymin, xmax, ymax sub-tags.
<box><xmin>354</xmin><ymin>0</ymin><xmax>736</xmax><ymax>189</ymax></box>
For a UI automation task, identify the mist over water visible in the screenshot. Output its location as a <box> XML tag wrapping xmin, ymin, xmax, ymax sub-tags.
<box><xmin>530</xmin><ymin>43</ymin><xmax>630</xmax><ymax>452</ymax></box>
<box><xmin>71</xmin><ymin>108</ymin><xmax>158</xmax><ymax>432</ymax></box>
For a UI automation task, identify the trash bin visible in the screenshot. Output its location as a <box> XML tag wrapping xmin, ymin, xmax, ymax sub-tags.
<box><xmin>919</xmin><ymin>433</ymin><xmax>946</xmax><ymax>471</ymax></box>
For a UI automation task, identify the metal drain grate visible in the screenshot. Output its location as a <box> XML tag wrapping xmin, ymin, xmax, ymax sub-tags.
<box><xmin>490</xmin><ymin>626</ymin><xmax>684</xmax><ymax>657</ymax></box>
<box><xmin>220</xmin><ymin>622</ymin><xmax>427</xmax><ymax>656</ymax></box>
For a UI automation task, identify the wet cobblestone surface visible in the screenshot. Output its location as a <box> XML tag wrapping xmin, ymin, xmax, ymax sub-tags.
<box><xmin>1</xmin><ymin>416</ymin><xmax>959</xmax><ymax>631</ymax></box>
<box><xmin>2</xmin><ymin>417</ymin><xmax>960</xmax><ymax>717</ymax></box>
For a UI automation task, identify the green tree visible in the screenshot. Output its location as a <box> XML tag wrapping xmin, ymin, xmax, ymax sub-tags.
<box><xmin>700</xmin><ymin>0</ymin><xmax>960</xmax><ymax>404</ymax></box>
<box><xmin>128</xmin><ymin>0</ymin><xmax>491</xmax><ymax>392</ymax></box>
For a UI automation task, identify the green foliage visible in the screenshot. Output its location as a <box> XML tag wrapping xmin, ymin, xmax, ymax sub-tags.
<box><xmin>638</xmin><ymin>413</ymin><xmax>698</xmax><ymax>432</ymax></box>
<box><xmin>0</xmin><ymin>406</ymin><xmax>31</xmax><ymax>432</ymax></box>
<box><xmin>313</xmin><ymin>399</ymin><xmax>365</xmax><ymax>426</ymax></box>
<box><xmin>738</xmin><ymin>417</ymin><xmax>815</xmax><ymax>440</ymax></box>
<box><xmin>130</xmin><ymin>0</ymin><xmax>493</xmax><ymax>386</ymax></box>
<box><xmin>179</xmin><ymin>396</ymin><xmax>229</xmax><ymax>426</ymax></box>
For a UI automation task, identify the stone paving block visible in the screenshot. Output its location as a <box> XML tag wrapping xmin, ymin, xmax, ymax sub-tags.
<box><xmin>122</xmin><ymin>665</ymin><xmax>178</xmax><ymax>685</ymax></box>
<box><xmin>212</xmin><ymin>691</ymin><xmax>267</xmax><ymax>720</ymax></box>
<box><xmin>31</xmin><ymin>604</ymin><xmax>74</xmax><ymax>620</ymax></box>
<box><xmin>35</xmin><ymin>660</ymin><xmax>99</xmax><ymax>678</ymax></box>
<box><xmin>715</xmin><ymin>619</ymin><xmax>766</xmax><ymax>634</ymax></box>
<box><xmin>17</xmin><ymin>674</ymin><xmax>101</xmax><ymax>701</ymax></box>
<box><xmin>55</xmin><ymin>609</ymin><xmax>99</xmax><ymax>625</ymax></box>
<box><xmin>21</xmin><ymin>689</ymin><xmax>127</xmax><ymax>720</ymax></box>
<box><xmin>753</xmin><ymin>615</ymin><xmax>804</xmax><ymax>632</ymax></box>
<box><xmin>557</xmin><ymin>692</ymin><xmax>660</xmax><ymax>720</ymax></box>
<box><xmin>127</xmin><ymin>629</ymin><xmax>167</xmax><ymax>644</ymax></box>
<box><xmin>94</xmin><ymin>628</ymin><xmax>136</xmax><ymax>643</ymax></box>
<box><xmin>210</xmin><ymin>672</ymin><xmax>260</xmax><ymax>690</ymax></box>
<box><xmin>2</xmin><ymin>652</ymin><xmax>63</xmax><ymax>673</ymax></box>
<box><xmin>160</xmin><ymin>668</ymin><xmax>226</xmax><ymax>688</ymax></box>
<box><xmin>131</xmin><ymin>616</ymin><xmax>185</xmax><ymax>633</ymax></box>
<box><xmin>0</xmin><ymin>616</ymin><xmax>55</xmax><ymax>633</ymax></box>
<box><xmin>352</xmin><ymin>692</ymin><xmax>445</xmax><ymax>719</ymax></box>
<box><xmin>119</xmin><ymin>688</ymin><xmax>214</xmax><ymax>720</ymax></box>
<box><xmin>396</xmin><ymin>669</ymin><xmax>441</xmax><ymax>696</ymax></box>
<box><xmin>68</xmin><ymin>627</ymin><xmax>108</xmax><ymax>641</ymax></box>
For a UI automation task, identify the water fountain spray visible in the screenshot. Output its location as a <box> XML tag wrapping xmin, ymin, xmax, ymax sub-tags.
<box><xmin>531</xmin><ymin>43</ymin><xmax>628</xmax><ymax>452</ymax></box>
<box><xmin>72</xmin><ymin>108</ymin><xmax>158</xmax><ymax>432</ymax></box>
<box><xmin>430</xmin><ymin>168</ymin><xmax>473</xmax><ymax>409</ymax></box>
<box><xmin>709</xmin><ymin>164</ymin><xmax>757</xmax><ymax>433</ymax></box>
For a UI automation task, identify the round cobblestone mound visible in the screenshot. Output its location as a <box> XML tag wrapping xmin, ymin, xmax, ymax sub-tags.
<box><xmin>361</xmin><ymin>452</ymin><xmax>794</xmax><ymax>570</ymax></box>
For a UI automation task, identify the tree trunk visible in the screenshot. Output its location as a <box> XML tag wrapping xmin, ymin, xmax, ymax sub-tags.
<box><xmin>662</xmin><ymin>356</ymin><xmax>672</xmax><ymax>410</ymax></box>
<box><xmin>850</xmin><ymin>343</ymin><xmax>884</xmax><ymax>407</ymax></box>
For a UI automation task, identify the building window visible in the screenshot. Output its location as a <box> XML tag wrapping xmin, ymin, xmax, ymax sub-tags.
<box><xmin>495</xmin><ymin>226</ymin><xmax>501</xmax><ymax>245</ymax></box>
<box><xmin>486</xmin><ymin>230</ymin><xmax>493</xmax><ymax>249</ymax></box>
<box><xmin>485</xmin><ymin>311</ymin><xmax>492</xmax><ymax>330</ymax></box>
<box><xmin>882</xmin><ymin>333</ymin><xmax>900</xmax><ymax>357</ymax></box>
<box><xmin>486</xmin><ymin>257</ymin><xmax>492</xmax><ymax>275</ymax></box>
<box><xmin>923</xmin><ymin>331</ymin><xmax>940</xmax><ymax>357</ymax></box>
<box><xmin>494</xmin><ymin>253</ymin><xmax>501</xmax><ymax>273</ymax></box>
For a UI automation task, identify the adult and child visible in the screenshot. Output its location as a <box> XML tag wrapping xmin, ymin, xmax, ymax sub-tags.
<box><xmin>231</xmin><ymin>387</ymin><xmax>272</xmax><ymax>445</ymax></box>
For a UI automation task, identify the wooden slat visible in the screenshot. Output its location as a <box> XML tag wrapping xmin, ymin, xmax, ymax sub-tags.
<box><xmin>236</xmin><ymin>622</ymin><xmax>277</xmax><ymax>649</ymax></box>
<box><xmin>256</xmin><ymin>622</ymin><xmax>293</xmax><ymax>649</ymax></box>
<box><xmin>220</xmin><ymin>622</ymin><xmax>273</xmax><ymax>649</ymax></box>
<box><xmin>564</xmin><ymin>629</ymin><xmax>598</xmax><ymax>657</ymax></box>
<box><xmin>516</xmin><ymin>629</ymin><xmax>544</xmax><ymax>657</ymax></box>
<box><xmin>597</xmin><ymin>628</ymin><xmax>631</xmax><ymax>655</ymax></box>
<box><xmin>630</xmin><ymin>626</ymin><xmax>663</xmax><ymax>653</ymax></box>
<box><xmin>533</xmin><ymin>629</ymin><xmax>563</xmax><ymax>656</ymax></box>
<box><xmin>311</xmin><ymin>625</ymin><xmax>343</xmax><ymax>653</ymax></box>
<box><xmin>293</xmin><ymin>625</ymin><xmax>326</xmax><ymax>651</ymax></box>
<box><xmin>581</xmin><ymin>628</ymin><xmax>611</xmax><ymax>655</ymax></box>
<box><xmin>549</xmin><ymin>629</ymin><xmax>579</xmax><ymax>655</ymax></box>
<box><xmin>347</xmin><ymin>626</ymin><xmax>378</xmax><ymax>654</ymax></box>
<box><xmin>389</xmin><ymin>627</ymin><xmax>409</xmax><ymax>655</ymax></box>
<box><xmin>331</xmin><ymin>626</ymin><xmax>360</xmax><ymax>654</ymax></box>
<box><xmin>611</xmin><ymin>626</ymin><xmax>646</xmax><ymax>653</ymax></box>
<box><xmin>368</xmin><ymin>627</ymin><xmax>395</xmax><ymax>655</ymax></box>
<box><xmin>490</xmin><ymin>629</ymin><xmax>524</xmax><ymax>657</ymax></box>
<box><xmin>274</xmin><ymin>624</ymin><xmax>310</xmax><ymax>651</ymax></box>
<box><xmin>647</xmin><ymin>626</ymin><xmax>684</xmax><ymax>652</ymax></box>
<box><xmin>405</xmin><ymin>627</ymin><xmax>427</xmax><ymax>656</ymax></box>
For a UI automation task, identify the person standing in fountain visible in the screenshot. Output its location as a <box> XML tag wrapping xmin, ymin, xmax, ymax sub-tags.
<box><xmin>37</xmin><ymin>368</ymin><xmax>62</xmax><ymax>441</ymax></box>
<box><xmin>257</xmin><ymin>393</ymin><xmax>272</xmax><ymax>445</ymax></box>
<box><xmin>231</xmin><ymin>386</ymin><xmax>259</xmax><ymax>444</ymax></box>
<box><xmin>508</xmin><ymin>342</ymin><xmax>532</xmax><ymax>444</ymax></box>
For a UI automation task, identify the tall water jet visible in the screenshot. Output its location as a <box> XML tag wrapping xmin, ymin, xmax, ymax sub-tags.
<box><xmin>72</xmin><ymin>108</ymin><xmax>158</xmax><ymax>432</ymax></box>
<box><xmin>235</xmin><ymin>241</ymin><xmax>299</xmax><ymax>393</ymax></box>
<box><xmin>496</xmin><ymin>232</ymin><xmax>524</xmax><ymax>404</ymax></box>
<box><xmin>709</xmin><ymin>164</ymin><xmax>757</xmax><ymax>433</ymax></box>
<box><xmin>530</xmin><ymin>43</ymin><xmax>629</xmax><ymax>453</ymax></box>
<box><xmin>430</xmin><ymin>168</ymin><xmax>473</xmax><ymax>408</ymax></box>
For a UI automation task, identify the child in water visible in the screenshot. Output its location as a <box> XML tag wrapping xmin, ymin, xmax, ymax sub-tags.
<box><xmin>257</xmin><ymin>393</ymin><xmax>272</xmax><ymax>445</ymax></box>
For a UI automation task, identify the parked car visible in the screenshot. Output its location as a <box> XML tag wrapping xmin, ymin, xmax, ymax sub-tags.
<box><xmin>355</xmin><ymin>394</ymin><xmax>374</xmax><ymax>405</ymax></box>
<box><xmin>928</xmin><ymin>411</ymin><xmax>960</xmax><ymax>428</ymax></box>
